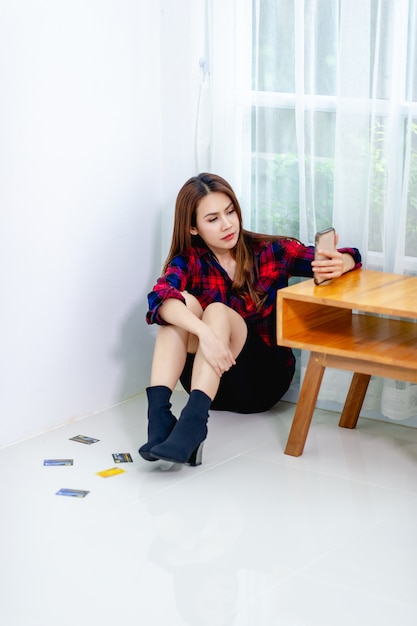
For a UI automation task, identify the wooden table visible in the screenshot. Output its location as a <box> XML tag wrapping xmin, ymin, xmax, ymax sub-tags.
<box><xmin>277</xmin><ymin>269</ymin><xmax>417</xmax><ymax>456</ymax></box>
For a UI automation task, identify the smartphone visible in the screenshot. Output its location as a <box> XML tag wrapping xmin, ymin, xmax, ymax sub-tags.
<box><xmin>314</xmin><ymin>227</ymin><xmax>336</xmax><ymax>285</ymax></box>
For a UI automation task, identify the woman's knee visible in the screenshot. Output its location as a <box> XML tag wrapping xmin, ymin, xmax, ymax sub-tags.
<box><xmin>202</xmin><ymin>303</ymin><xmax>247</xmax><ymax>355</ymax></box>
<box><xmin>202</xmin><ymin>302</ymin><xmax>232</xmax><ymax>322</ymax></box>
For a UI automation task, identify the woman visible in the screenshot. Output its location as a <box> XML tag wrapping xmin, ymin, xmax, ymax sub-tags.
<box><xmin>140</xmin><ymin>173</ymin><xmax>361</xmax><ymax>466</ymax></box>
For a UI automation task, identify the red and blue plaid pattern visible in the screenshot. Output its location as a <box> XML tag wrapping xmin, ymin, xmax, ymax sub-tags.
<box><xmin>146</xmin><ymin>238</ymin><xmax>361</xmax><ymax>347</ymax></box>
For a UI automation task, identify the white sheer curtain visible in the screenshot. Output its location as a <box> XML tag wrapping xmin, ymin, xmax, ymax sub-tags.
<box><xmin>207</xmin><ymin>0</ymin><xmax>417</xmax><ymax>423</ymax></box>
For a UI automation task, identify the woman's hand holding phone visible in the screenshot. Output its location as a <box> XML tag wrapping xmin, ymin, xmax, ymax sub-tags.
<box><xmin>312</xmin><ymin>227</ymin><xmax>346</xmax><ymax>285</ymax></box>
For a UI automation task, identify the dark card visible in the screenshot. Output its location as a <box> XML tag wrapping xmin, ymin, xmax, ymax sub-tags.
<box><xmin>112</xmin><ymin>453</ymin><xmax>133</xmax><ymax>463</ymax></box>
<box><xmin>69</xmin><ymin>435</ymin><xmax>100</xmax><ymax>445</ymax></box>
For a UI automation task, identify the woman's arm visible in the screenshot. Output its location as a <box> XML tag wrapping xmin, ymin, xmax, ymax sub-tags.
<box><xmin>146</xmin><ymin>255</ymin><xmax>191</xmax><ymax>325</ymax></box>
<box><xmin>158</xmin><ymin>297</ymin><xmax>206</xmax><ymax>336</ymax></box>
<box><xmin>276</xmin><ymin>237</ymin><xmax>361</xmax><ymax>279</ymax></box>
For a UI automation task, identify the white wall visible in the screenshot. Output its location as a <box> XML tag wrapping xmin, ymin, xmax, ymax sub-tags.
<box><xmin>0</xmin><ymin>0</ymin><xmax>205</xmax><ymax>447</ymax></box>
<box><xmin>159</xmin><ymin>0</ymin><xmax>207</xmax><ymax>256</ymax></box>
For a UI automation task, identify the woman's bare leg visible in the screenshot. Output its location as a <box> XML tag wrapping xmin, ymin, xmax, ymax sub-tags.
<box><xmin>140</xmin><ymin>294</ymin><xmax>204</xmax><ymax>461</ymax></box>
<box><xmin>191</xmin><ymin>302</ymin><xmax>248</xmax><ymax>399</ymax></box>
<box><xmin>150</xmin><ymin>293</ymin><xmax>203</xmax><ymax>389</ymax></box>
<box><xmin>149</xmin><ymin>303</ymin><xmax>247</xmax><ymax>465</ymax></box>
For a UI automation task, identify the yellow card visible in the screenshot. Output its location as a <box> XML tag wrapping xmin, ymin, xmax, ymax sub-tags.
<box><xmin>96</xmin><ymin>467</ymin><xmax>126</xmax><ymax>478</ymax></box>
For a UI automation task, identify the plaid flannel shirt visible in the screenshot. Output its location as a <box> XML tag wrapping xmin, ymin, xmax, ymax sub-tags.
<box><xmin>146</xmin><ymin>238</ymin><xmax>362</xmax><ymax>348</ymax></box>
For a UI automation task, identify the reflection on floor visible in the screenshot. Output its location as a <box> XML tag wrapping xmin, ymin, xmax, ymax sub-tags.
<box><xmin>2</xmin><ymin>391</ymin><xmax>417</xmax><ymax>626</ymax></box>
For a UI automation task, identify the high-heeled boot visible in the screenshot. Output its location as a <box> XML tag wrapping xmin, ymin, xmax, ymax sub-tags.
<box><xmin>138</xmin><ymin>386</ymin><xmax>177</xmax><ymax>461</ymax></box>
<box><xmin>149</xmin><ymin>389</ymin><xmax>211</xmax><ymax>466</ymax></box>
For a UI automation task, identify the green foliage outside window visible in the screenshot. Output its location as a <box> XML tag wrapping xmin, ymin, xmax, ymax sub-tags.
<box><xmin>250</xmin><ymin>153</ymin><xmax>334</xmax><ymax>239</ymax></box>
<box><xmin>251</xmin><ymin>121</ymin><xmax>417</xmax><ymax>256</ymax></box>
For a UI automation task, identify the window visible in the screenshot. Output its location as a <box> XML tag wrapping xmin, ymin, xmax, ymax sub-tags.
<box><xmin>248</xmin><ymin>0</ymin><xmax>417</xmax><ymax>272</ymax></box>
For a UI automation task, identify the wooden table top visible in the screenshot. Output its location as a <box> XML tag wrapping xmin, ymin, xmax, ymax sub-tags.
<box><xmin>278</xmin><ymin>269</ymin><xmax>417</xmax><ymax>319</ymax></box>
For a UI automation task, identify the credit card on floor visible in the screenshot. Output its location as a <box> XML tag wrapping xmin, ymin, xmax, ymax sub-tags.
<box><xmin>112</xmin><ymin>453</ymin><xmax>133</xmax><ymax>463</ymax></box>
<box><xmin>69</xmin><ymin>435</ymin><xmax>100</xmax><ymax>445</ymax></box>
<box><xmin>44</xmin><ymin>459</ymin><xmax>74</xmax><ymax>466</ymax></box>
<box><xmin>96</xmin><ymin>467</ymin><xmax>126</xmax><ymax>478</ymax></box>
<box><xmin>56</xmin><ymin>488</ymin><xmax>90</xmax><ymax>498</ymax></box>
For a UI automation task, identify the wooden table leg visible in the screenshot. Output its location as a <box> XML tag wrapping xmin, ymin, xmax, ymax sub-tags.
<box><xmin>285</xmin><ymin>352</ymin><xmax>326</xmax><ymax>457</ymax></box>
<box><xmin>338</xmin><ymin>372</ymin><xmax>371</xmax><ymax>429</ymax></box>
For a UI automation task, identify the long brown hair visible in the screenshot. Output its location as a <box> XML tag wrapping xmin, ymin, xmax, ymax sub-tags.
<box><xmin>163</xmin><ymin>173</ymin><xmax>297</xmax><ymax>309</ymax></box>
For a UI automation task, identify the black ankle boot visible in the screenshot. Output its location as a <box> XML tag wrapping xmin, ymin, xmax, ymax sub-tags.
<box><xmin>149</xmin><ymin>390</ymin><xmax>211</xmax><ymax>466</ymax></box>
<box><xmin>139</xmin><ymin>386</ymin><xmax>177</xmax><ymax>461</ymax></box>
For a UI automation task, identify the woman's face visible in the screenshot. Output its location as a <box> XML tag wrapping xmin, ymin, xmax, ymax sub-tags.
<box><xmin>190</xmin><ymin>192</ymin><xmax>240</xmax><ymax>256</ymax></box>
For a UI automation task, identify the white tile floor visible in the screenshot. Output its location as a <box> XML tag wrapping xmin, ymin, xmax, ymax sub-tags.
<box><xmin>2</xmin><ymin>391</ymin><xmax>417</xmax><ymax>625</ymax></box>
